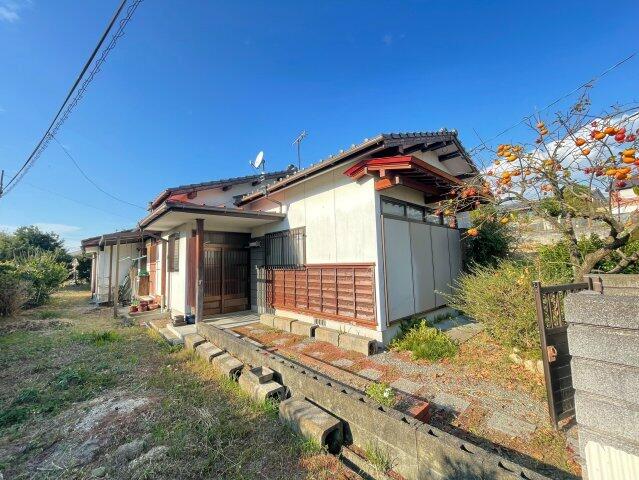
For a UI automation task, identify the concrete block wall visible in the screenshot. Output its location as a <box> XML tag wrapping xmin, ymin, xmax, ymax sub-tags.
<box><xmin>565</xmin><ymin>285</ymin><xmax>639</xmax><ymax>480</ymax></box>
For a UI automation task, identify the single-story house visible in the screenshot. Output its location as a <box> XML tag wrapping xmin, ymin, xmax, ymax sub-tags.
<box><xmin>84</xmin><ymin>130</ymin><xmax>479</xmax><ymax>344</ymax></box>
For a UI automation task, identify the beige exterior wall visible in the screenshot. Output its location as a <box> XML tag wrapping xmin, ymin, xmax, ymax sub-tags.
<box><xmin>90</xmin><ymin>242</ymin><xmax>141</xmax><ymax>303</ymax></box>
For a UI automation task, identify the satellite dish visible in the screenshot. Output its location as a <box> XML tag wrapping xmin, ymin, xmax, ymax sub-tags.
<box><xmin>251</xmin><ymin>151</ymin><xmax>265</xmax><ymax>171</ymax></box>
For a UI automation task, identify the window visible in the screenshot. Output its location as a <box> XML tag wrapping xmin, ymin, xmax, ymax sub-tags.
<box><xmin>381</xmin><ymin>199</ymin><xmax>405</xmax><ymax>217</ymax></box>
<box><xmin>265</xmin><ymin>227</ymin><xmax>305</xmax><ymax>267</ymax></box>
<box><xmin>407</xmin><ymin>205</ymin><xmax>425</xmax><ymax>221</ymax></box>
<box><xmin>381</xmin><ymin>196</ymin><xmax>447</xmax><ymax>226</ymax></box>
<box><xmin>168</xmin><ymin>234</ymin><xmax>180</xmax><ymax>272</ymax></box>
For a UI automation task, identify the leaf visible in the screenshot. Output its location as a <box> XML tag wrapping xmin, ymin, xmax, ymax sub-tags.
<box><xmin>633</xmin><ymin>186</ymin><xmax>639</xmax><ymax>196</ymax></box>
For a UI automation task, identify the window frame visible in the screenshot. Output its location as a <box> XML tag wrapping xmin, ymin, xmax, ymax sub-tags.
<box><xmin>264</xmin><ymin>227</ymin><xmax>306</xmax><ymax>268</ymax></box>
<box><xmin>167</xmin><ymin>234</ymin><xmax>180</xmax><ymax>272</ymax></box>
<box><xmin>380</xmin><ymin>195</ymin><xmax>457</xmax><ymax>229</ymax></box>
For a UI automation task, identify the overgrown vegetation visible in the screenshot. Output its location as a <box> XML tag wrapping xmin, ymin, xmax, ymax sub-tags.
<box><xmin>538</xmin><ymin>234</ymin><xmax>639</xmax><ymax>281</ymax></box>
<box><xmin>390</xmin><ymin>319</ymin><xmax>458</xmax><ymax>361</ymax></box>
<box><xmin>446</xmin><ymin>260</ymin><xmax>543</xmax><ymax>353</ymax></box>
<box><xmin>464</xmin><ymin>207</ymin><xmax>515</xmax><ymax>267</ymax></box>
<box><xmin>365</xmin><ymin>382</ymin><xmax>396</xmax><ymax>407</ymax></box>
<box><xmin>0</xmin><ymin>226</ymin><xmax>70</xmax><ymax>315</ymax></box>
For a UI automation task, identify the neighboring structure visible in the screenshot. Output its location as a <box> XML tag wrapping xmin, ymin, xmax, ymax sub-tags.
<box><xmin>85</xmin><ymin>131</ymin><xmax>478</xmax><ymax>344</ymax></box>
<box><xmin>81</xmin><ymin>229</ymin><xmax>158</xmax><ymax>304</ymax></box>
<box><xmin>612</xmin><ymin>180</ymin><xmax>639</xmax><ymax>221</ymax></box>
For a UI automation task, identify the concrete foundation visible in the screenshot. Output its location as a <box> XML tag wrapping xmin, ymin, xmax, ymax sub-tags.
<box><xmin>337</xmin><ymin>332</ymin><xmax>376</xmax><ymax>356</ymax></box>
<box><xmin>197</xmin><ymin>322</ymin><xmax>548</xmax><ymax>480</ymax></box>
<box><xmin>290</xmin><ymin>320</ymin><xmax>317</xmax><ymax>338</ymax></box>
<box><xmin>210</xmin><ymin>352</ymin><xmax>244</xmax><ymax>380</ymax></box>
<box><xmin>259</xmin><ymin>314</ymin><xmax>276</xmax><ymax>328</ymax></box>
<box><xmin>314</xmin><ymin>326</ymin><xmax>340</xmax><ymax>346</ymax></box>
<box><xmin>279</xmin><ymin>397</ymin><xmax>343</xmax><ymax>454</ymax></box>
<box><xmin>273</xmin><ymin>316</ymin><xmax>295</xmax><ymax>332</ymax></box>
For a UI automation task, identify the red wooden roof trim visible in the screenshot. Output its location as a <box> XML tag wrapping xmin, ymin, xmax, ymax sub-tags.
<box><xmin>344</xmin><ymin>155</ymin><xmax>463</xmax><ymax>186</ymax></box>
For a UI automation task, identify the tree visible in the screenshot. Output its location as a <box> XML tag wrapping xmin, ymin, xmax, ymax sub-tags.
<box><xmin>443</xmin><ymin>89</ymin><xmax>639</xmax><ymax>281</ymax></box>
<box><xmin>0</xmin><ymin>226</ymin><xmax>71</xmax><ymax>263</ymax></box>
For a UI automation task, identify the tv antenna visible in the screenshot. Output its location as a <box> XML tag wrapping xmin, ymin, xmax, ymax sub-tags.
<box><xmin>250</xmin><ymin>150</ymin><xmax>265</xmax><ymax>175</ymax></box>
<box><xmin>292</xmin><ymin>130</ymin><xmax>307</xmax><ymax>169</ymax></box>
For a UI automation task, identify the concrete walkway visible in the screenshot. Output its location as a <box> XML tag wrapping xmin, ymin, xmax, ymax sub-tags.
<box><xmin>150</xmin><ymin>311</ymin><xmax>259</xmax><ymax>343</ymax></box>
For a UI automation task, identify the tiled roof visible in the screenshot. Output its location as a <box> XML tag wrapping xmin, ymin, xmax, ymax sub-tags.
<box><xmin>149</xmin><ymin>166</ymin><xmax>297</xmax><ymax>209</ymax></box>
<box><xmin>237</xmin><ymin>130</ymin><xmax>476</xmax><ymax>205</ymax></box>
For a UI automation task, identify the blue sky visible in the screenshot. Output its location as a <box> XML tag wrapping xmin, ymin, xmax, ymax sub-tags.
<box><xmin>0</xmin><ymin>0</ymin><xmax>638</xmax><ymax>251</ymax></box>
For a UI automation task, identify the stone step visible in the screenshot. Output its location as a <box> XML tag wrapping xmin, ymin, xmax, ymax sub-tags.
<box><xmin>158</xmin><ymin>327</ymin><xmax>183</xmax><ymax>346</ymax></box>
<box><xmin>195</xmin><ymin>342</ymin><xmax>225</xmax><ymax>362</ymax></box>
<box><xmin>167</xmin><ymin>323</ymin><xmax>197</xmax><ymax>340</ymax></box>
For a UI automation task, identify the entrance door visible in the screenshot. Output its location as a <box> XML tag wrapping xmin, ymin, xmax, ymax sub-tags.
<box><xmin>203</xmin><ymin>246</ymin><xmax>249</xmax><ymax>316</ymax></box>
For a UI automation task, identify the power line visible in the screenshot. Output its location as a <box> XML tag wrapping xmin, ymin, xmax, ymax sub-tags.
<box><xmin>50</xmin><ymin>134</ymin><xmax>145</xmax><ymax>210</ymax></box>
<box><xmin>1</xmin><ymin>0</ymin><xmax>143</xmax><ymax>197</ymax></box>
<box><xmin>469</xmin><ymin>51</ymin><xmax>638</xmax><ymax>152</ymax></box>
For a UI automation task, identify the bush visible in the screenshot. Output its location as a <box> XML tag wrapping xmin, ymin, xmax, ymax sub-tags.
<box><xmin>464</xmin><ymin>216</ymin><xmax>514</xmax><ymax>268</ymax></box>
<box><xmin>445</xmin><ymin>261</ymin><xmax>541</xmax><ymax>353</ymax></box>
<box><xmin>15</xmin><ymin>252</ymin><xmax>68</xmax><ymax>307</ymax></box>
<box><xmin>0</xmin><ymin>264</ymin><xmax>30</xmax><ymax>317</ymax></box>
<box><xmin>391</xmin><ymin>319</ymin><xmax>458</xmax><ymax>361</ymax></box>
<box><xmin>538</xmin><ymin>235</ymin><xmax>639</xmax><ymax>281</ymax></box>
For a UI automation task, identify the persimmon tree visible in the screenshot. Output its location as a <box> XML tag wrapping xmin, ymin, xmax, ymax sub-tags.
<box><xmin>441</xmin><ymin>91</ymin><xmax>639</xmax><ymax>281</ymax></box>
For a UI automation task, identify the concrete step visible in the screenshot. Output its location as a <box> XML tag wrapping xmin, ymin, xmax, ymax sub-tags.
<box><xmin>159</xmin><ymin>327</ymin><xmax>183</xmax><ymax>346</ymax></box>
<box><xmin>167</xmin><ymin>323</ymin><xmax>196</xmax><ymax>340</ymax></box>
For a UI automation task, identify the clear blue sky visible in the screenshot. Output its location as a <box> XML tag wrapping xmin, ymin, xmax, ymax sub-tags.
<box><xmin>1</xmin><ymin>0</ymin><xmax>638</xmax><ymax>251</ymax></box>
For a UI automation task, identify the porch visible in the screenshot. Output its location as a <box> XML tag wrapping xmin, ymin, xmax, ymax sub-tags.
<box><xmin>150</xmin><ymin>310</ymin><xmax>260</xmax><ymax>344</ymax></box>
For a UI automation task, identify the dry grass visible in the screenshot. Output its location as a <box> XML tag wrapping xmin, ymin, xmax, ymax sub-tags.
<box><xmin>0</xmin><ymin>286</ymin><xmax>352</xmax><ymax>479</ymax></box>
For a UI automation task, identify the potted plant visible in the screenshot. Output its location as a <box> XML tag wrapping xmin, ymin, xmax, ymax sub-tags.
<box><xmin>129</xmin><ymin>299</ymin><xmax>139</xmax><ymax>313</ymax></box>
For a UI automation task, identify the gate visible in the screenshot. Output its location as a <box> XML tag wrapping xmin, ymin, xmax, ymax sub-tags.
<box><xmin>533</xmin><ymin>280</ymin><xmax>590</xmax><ymax>428</ymax></box>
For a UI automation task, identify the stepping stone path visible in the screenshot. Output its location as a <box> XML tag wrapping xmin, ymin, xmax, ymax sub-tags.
<box><xmin>390</xmin><ymin>378</ymin><xmax>422</xmax><ymax>395</ymax></box>
<box><xmin>485</xmin><ymin>411</ymin><xmax>536</xmax><ymax>438</ymax></box>
<box><xmin>331</xmin><ymin>358</ymin><xmax>354</xmax><ymax>368</ymax></box>
<box><xmin>433</xmin><ymin>392</ymin><xmax>470</xmax><ymax>414</ymax></box>
<box><xmin>358</xmin><ymin>368</ymin><xmax>382</xmax><ymax>381</ymax></box>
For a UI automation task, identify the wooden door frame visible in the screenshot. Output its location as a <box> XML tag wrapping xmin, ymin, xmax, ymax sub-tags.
<box><xmin>202</xmin><ymin>244</ymin><xmax>250</xmax><ymax>315</ymax></box>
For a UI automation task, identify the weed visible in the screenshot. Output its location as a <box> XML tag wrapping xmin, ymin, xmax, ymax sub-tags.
<box><xmin>365</xmin><ymin>382</ymin><xmax>396</xmax><ymax>407</ymax></box>
<box><xmin>0</xmin><ymin>406</ymin><xmax>29</xmax><ymax>428</ymax></box>
<box><xmin>258</xmin><ymin>397</ymin><xmax>279</xmax><ymax>418</ymax></box>
<box><xmin>72</xmin><ymin>330</ymin><xmax>122</xmax><ymax>346</ymax></box>
<box><xmin>35</xmin><ymin>310</ymin><xmax>59</xmax><ymax>320</ymax></box>
<box><xmin>391</xmin><ymin>319</ymin><xmax>458</xmax><ymax>361</ymax></box>
<box><xmin>364</xmin><ymin>441</ymin><xmax>393</xmax><ymax>473</ymax></box>
<box><xmin>298</xmin><ymin>437</ymin><xmax>325</xmax><ymax>456</ymax></box>
<box><xmin>15</xmin><ymin>388</ymin><xmax>40</xmax><ymax>404</ymax></box>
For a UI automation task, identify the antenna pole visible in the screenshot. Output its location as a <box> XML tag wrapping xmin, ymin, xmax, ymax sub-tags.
<box><xmin>0</xmin><ymin>170</ymin><xmax>4</xmax><ymax>197</ymax></box>
<box><xmin>292</xmin><ymin>130</ymin><xmax>307</xmax><ymax>169</ymax></box>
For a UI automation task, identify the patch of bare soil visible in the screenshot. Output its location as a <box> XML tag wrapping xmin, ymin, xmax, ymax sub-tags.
<box><xmin>0</xmin><ymin>318</ymin><xmax>73</xmax><ymax>335</ymax></box>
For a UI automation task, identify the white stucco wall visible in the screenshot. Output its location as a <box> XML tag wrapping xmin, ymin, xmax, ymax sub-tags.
<box><xmin>163</xmin><ymin>228</ymin><xmax>190</xmax><ymax>316</ymax></box>
<box><xmin>250</xmin><ymin>163</ymin><xmax>378</xmax><ymax>264</ymax></box>
<box><xmin>93</xmin><ymin>243</ymin><xmax>140</xmax><ymax>303</ymax></box>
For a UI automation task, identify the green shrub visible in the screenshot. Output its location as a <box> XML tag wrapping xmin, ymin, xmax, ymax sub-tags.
<box><xmin>538</xmin><ymin>235</ymin><xmax>639</xmax><ymax>281</ymax></box>
<box><xmin>464</xmin><ymin>214</ymin><xmax>514</xmax><ymax>268</ymax></box>
<box><xmin>445</xmin><ymin>261</ymin><xmax>541</xmax><ymax>353</ymax></box>
<box><xmin>16</xmin><ymin>251</ymin><xmax>68</xmax><ymax>307</ymax></box>
<box><xmin>73</xmin><ymin>330</ymin><xmax>122</xmax><ymax>346</ymax></box>
<box><xmin>0</xmin><ymin>264</ymin><xmax>30</xmax><ymax>316</ymax></box>
<box><xmin>365</xmin><ymin>382</ymin><xmax>396</xmax><ymax>407</ymax></box>
<box><xmin>390</xmin><ymin>320</ymin><xmax>458</xmax><ymax>361</ymax></box>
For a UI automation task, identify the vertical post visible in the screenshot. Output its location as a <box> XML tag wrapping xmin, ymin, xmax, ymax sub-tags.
<box><xmin>113</xmin><ymin>236</ymin><xmax>121</xmax><ymax>319</ymax></box>
<box><xmin>533</xmin><ymin>280</ymin><xmax>558</xmax><ymax>429</ymax></box>
<box><xmin>195</xmin><ymin>219</ymin><xmax>204</xmax><ymax>323</ymax></box>
<box><xmin>107</xmin><ymin>244</ymin><xmax>114</xmax><ymax>304</ymax></box>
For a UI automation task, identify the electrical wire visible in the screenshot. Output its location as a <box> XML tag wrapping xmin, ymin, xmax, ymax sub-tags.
<box><xmin>50</xmin><ymin>134</ymin><xmax>145</xmax><ymax>210</ymax></box>
<box><xmin>1</xmin><ymin>0</ymin><xmax>143</xmax><ymax>196</ymax></box>
<box><xmin>469</xmin><ymin>52</ymin><xmax>638</xmax><ymax>152</ymax></box>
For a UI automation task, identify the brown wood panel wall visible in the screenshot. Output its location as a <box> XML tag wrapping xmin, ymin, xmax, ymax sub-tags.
<box><xmin>268</xmin><ymin>264</ymin><xmax>376</xmax><ymax>325</ymax></box>
<box><xmin>187</xmin><ymin>236</ymin><xmax>197</xmax><ymax>308</ymax></box>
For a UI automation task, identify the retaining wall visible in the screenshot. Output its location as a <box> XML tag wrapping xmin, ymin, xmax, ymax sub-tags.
<box><xmin>197</xmin><ymin>322</ymin><xmax>547</xmax><ymax>480</ymax></box>
<box><xmin>565</xmin><ymin>283</ymin><xmax>639</xmax><ymax>480</ymax></box>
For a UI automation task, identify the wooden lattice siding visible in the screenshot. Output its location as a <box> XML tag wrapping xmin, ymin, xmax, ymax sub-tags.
<box><xmin>269</xmin><ymin>264</ymin><xmax>376</xmax><ymax>325</ymax></box>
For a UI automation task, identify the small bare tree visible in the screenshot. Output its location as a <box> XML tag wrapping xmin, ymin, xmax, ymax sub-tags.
<box><xmin>442</xmin><ymin>90</ymin><xmax>639</xmax><ymax>280</ymax></box>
